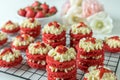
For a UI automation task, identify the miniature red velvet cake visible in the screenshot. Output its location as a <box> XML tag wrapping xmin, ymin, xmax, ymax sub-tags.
<box><xmin>76</xmin><ymin>37</ymin><xmax>104</xmax><ymax>72</ymax></box>
<box><xmin>20</xmin><ymin>18</ymin><xmax>41</xmax><ymax>38</ymax></box>
<box><xmin>104</xmin><ymin>36</ymin><xmax>120</xmax><ymax>53</ymax></box>
<box><xmin>1</xmin><ymin>20</ymin><xmax>20</xmax><ymax>33</ymax></box>
<box><xmin>70</xmin><ymin>22</ymin><xmax>92</xmax><ymax>47</ymax></box>
<box><xmin>83</xmin><ymin>66</ymin><xmax>117</xmax><ymax>80</ymax></box>
<box><xmin>46</xmin><ymin>45</ymin><xmax>76</xmax><ymax>80</ymax></box>
<box><xmin>26</xmin><ymin>41</ymin><xmax>52</xmax><ymax>69</ymax></box>
<box><xmin>0</xmin><ymin>48</ymin><xmax>22</xmax><ymax>67</ymax></box>
<box><xmin>0</xmin><ymin>32</ymin><xmax>7</xmax><ymax>46</ymax></box>
<box><xmin>42</xmin><ymin>21</ymin><xmax>66</xmax><ymax>48</ymax></box>
<box><xmin>11</xmin><ymin>34</ymin><xmax>34</xmax><ymax>51</ymax></box>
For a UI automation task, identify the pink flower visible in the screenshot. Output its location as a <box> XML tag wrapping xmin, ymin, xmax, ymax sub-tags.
<box><xmin>82</xmin><ymin>0</ymin><xmax>104</xmax><ymax>18</ymax></box>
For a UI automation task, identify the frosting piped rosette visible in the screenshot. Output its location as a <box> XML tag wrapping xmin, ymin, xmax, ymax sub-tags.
<box><xmin>26</xmin><ymin>41</ymin><xmax>52</xmax><ymax>69</ymax></box>
<box><xmin>76</xmin><ymin>37</ymin><xmax>104</xmax><ymax>72</ymax></box>
<box><xmin>83</xmin><ymin>66</ymin><xmax>117</xmax><ymax>80</ymax></box>
<box><xmin>104</xmin><ymin>36</ymin><xmax>120</xmax><ymax>53</ymax></box>
<box><xmin>0</xmin><ymin>32</ymin><xmax>7</xmax><ymax>45</ymax></box>
<box><xmin>20</xmin><ymin>18</ymin><xmax>41</xmax><ymax>38</ymax></box>
<box><xmin>42</xmin><ymin>21</ymin><xmax>66</xmax><ymax>48</ymax></box>
<box><xmin>1</xmin><ymin>20</ymin><xmax>20</xmax><ymax>33</ymax></box>
<box><xmin>46</xmin><ymin>45</ymin><xmax>77</xmax><ymax>80</ymax></box>
<box><xmin>70</xmin><ymin>22</ymin><xmax>92</xmax><ymax>47</ymax></box>
<box><xmin>0</xmin><ymin>48</ymin><xmax>22</xmax><ymax>67</ymax></box>
<box><xmin>11</xmin><ymin>34</ymin><xmax>34</xmax><ymax>51</ymax></box>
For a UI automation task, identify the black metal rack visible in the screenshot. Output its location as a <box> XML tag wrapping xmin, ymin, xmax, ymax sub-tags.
<box><xmin>0</xmin><ymin>33</ymin><xmax>120</xmax><ymax>80</ymax></box>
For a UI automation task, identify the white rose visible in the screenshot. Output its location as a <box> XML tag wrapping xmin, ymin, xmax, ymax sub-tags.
<box><xmin>62</xmin><ymin>6</ymin><xmax>85</xmax><ymax>26</ymax></box>
<box><xmin>87</xmin><ymin>11</ymin><xmax>113</xmax><ymax>34</ymax></box>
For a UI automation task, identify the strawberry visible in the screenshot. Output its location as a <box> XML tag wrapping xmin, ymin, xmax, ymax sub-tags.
<box><xmin>49</xmin><ymin>6</ymin><xmax>57</xmax><ymax>14</ymax></box>
<box><xmin>35</xmin><ymin>11</ymin><xmax>45</xmax><ymax>18</ymax></box>
<box><xmin>53</xmin><ymin>21</ymin><xmax>60</xmax><ymax>28</ymax></box>
<box><xmin>40</xmin><ymin>3</ymin><xmax>49</xmax><ymax>13</ymax></box>
<box><xmin>40</xmin><ymin>43</ymin><xmax>46</xmax><ymax>48</ymax></box>
<box><xmin>6</xmin><ymin>20</ymin><xmax>13</xmax><ymax>24</ymax></box>
<box><xmin>0</xmin><ymin>48</ymin><xmax>13</xmax><ymax>55</ymax></box>
<box><xmin>48</xmin><ymin>22</ymin><xmax>53</xmax><ymax>26</ymax></box>
<box><xmin>77</xmin><ymin>22</ymin><xmax>87</xmax><ymax>28</ymax></box>
<box><xmin>32</xmin><ymin>1</ymin><xmax>41</xmax><ymax>7</ymax></box>
<box><xmin>25</xmin><ymin>6</ymin><xmax>33</xmax><ymax>11</ymax></box>
<box><xmin>56</xmin><ymin>45</ymin><xmax>68</xmax><ymax>54</ymax></box>
<box><xmin>29</xmin><ymin>18</ymin><xmax>35</xmax><ymax>23</ymax></box>
<box><xmin>26</xmin><ymin>9</ymin><xmax>35</xmax><ymax>18</ymax></box>
<box><xmin>18</xmin><ymin>9</ymin><xmax>26</xmax><ymax>17</ymax></box>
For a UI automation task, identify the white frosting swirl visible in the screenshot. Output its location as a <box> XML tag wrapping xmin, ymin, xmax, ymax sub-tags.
<box><xmin>12</xmin><ymin>34</ymin><xmax>34</xmax><ymax>46</ymax></box>
<box><xmin>48</xmin><ymin>47</ymin><xmax>76</xmax><ymax>62</ymax></box>
<box><xmin>0</xmin><ymin>32</ymin><xmax>7</xmax><ymax>41</ymax></box>
<box><xmin>21</xmin><ymin>19</ymin><xmax>40</xmax><ymax>28</ymax></box>
<box><xmin>28</xmin><ymin>43</ymin><xmax>52</xmax><ymax>55</ymax></box>
<box><xmin>71</xmin><ymin>23</ymin><xmax>91</xmax><ymax>34</ymax></box>
<box><xmin>105</xmin><ymin>38</ymin><xmax>120</xmax><ymax>48</ymax></box>
<box><xmin>42</xmin><ymin>23</ymin><xmax>66</xmax><ymax>35</ymax></box>
<box><xmin>0</xmin><ymin>49</ymin><xmax>21</xmax><ymax>62</ymax></box>
<box><xmin>79</xmin><ymin>38</ymin><xmax>103</xmax><ymax>52</ymax></box>
<box><xmin>84</xmin><ymin>67</ymin><xmax>117</xmax><ymax>80</ymax></box>
<box><xmin>2</xmin><ymin>22</ymin><xmax>19</xmax><ymax>30</ymax></box>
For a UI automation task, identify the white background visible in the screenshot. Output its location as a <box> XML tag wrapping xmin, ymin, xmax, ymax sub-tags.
<box><xmin>0</xmin><ymin>0</ymin><xmax>120</xmax><ymax>80</ymax></box>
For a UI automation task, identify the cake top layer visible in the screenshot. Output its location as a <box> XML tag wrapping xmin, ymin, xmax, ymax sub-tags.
<box><xmin>84</xmin><ymin>66</ymin><xmax>117</xmax><ymax>80</ymax></box>
<box><xmin>79</xmin><ymin>37</ymin><xmax>103</xmax><ymax>52</ymax></box>
<box><xmin>105</xmin><ymin>36</ymin><xmax>120</xmax><ymax>48</ymax></box>
<box><xmin>0</xmin><ymin>48</ymin><xmax>21</xmax><ymax>62</ymax></box>
<box><xmin>0</xmin><ymin>32</ymin><xmax>7</xmax><ymax>41</ymax></box>
<box><xmin>71</xmin><ymin>22</ymin><xmax>92</xmax><ymax>34</ymax></box>
<box><xmin>2</xmin><ymin>20</ymin><xmax>19</xmax><ymax>30</ymax></box>
<box><xmin>12</xmin><ymin>34</ymin><xmax>34</xmax><ymax>46</ymax></box>
<box><xmin>48</xmin><ymin>45</ymin><xmax>76</xmax><ymax>62</ymax></box>
<box><xmin>21</xmin><ymin>18</ymin><xmax>41</xmax><ymax>28</ymax></box>
<box><xmin>28</xmin><ymin>41</ymin><xmax>52</xmax><ymax>55</ymax></box>
<box><xmin>42</xmin><ymin>21</ymin><xmax>66</xmax><ymax>35</ymax></box>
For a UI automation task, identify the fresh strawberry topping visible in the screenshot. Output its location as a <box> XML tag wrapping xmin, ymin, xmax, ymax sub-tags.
<box><xmin>110</xmin><ymin>36</ymin><xmax>119</xmax><ymax>40</ymax></box>
<box><xmin>6</xmin><ymin>20</ymin><xmax>13</xmax><ymax>24</ymax></box>
<box><xmin>0</xmin><ymin>48</ymin><xmax>13</xmax><ymax>55</ymax></box>
<box><xmin>56</xmin><ymin>45</ymin><xmax>68</xmax><ymax>54</ymax></box>
<box><xmin>85</xmin><ymin>37</ymin><xmax>96</xmax><ymax>44</ymax></box>
<box><xmin>29</xmin><ymin>18</ymin><xmax>35</xmax><ymax>23</ymax></box>
<box><xmin>99</xmin><ymin>67</ymin><xmax>111</xmax><ymax>79</ymax></box>
<box><xmin>35</xmin><ymin>42</ymin><xmax>46</xmax><ymax>48</ymax></box>
<box><xmin>77</xmin><ymin>22</ymin><xmax>87</xmax><ymax>28</ymax></box>
<box><xmin>48</xmin><ymin>21</ymin><xmax>60</xmax><ymax>28</ymax></box>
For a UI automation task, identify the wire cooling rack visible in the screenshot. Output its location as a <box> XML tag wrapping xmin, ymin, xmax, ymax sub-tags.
<box><xmin>0</xmin><ymin>33</ymin><xmax>120</xmax><ymax>80</ymax></box>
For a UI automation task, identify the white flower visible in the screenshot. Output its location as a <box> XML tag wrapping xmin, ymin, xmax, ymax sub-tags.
<box><xmin>62</xmin><ymin>6</ymin><xmax>85</xmax><ymax>26</ymax></box>
<box><xmin>70</xmin><ymin>0</ymin><xmax>82</xmax><ymax>6</ymax></box>
<box><xmin>87</xmin><ymin>11</ymin><xmax>113</xmax><ymax>34</ymax></box>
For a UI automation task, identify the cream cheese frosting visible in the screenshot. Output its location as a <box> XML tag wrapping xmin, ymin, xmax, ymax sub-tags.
<box><xmin>28</xmin><ymin>59</ymin><xmax>46</xmax><ymax>65</ymax></box>
<box><xmin>105</xmin><ymin>36</ymin><xmax>120</xmax><ymax>48</ymax></box>
<box><xmin>84</xmin><ymin>66</ymin><xmax>117</xmax><ymax>80</ymax></box>
<box><xmin>0</xmin><ymin>32</ymin><xmax>7</xmax><ymax>41</ymax></box>
<box><xmin>48</xmin><ymin>46</ymin><xmax>76</xmax><ymax>62</ymax></box>
<box><xmin>71</xmin><ymin>22</ymin><xmax>91</xmax><ymax>34</ymax></box>
<box><xmin>28</xmin><ymin>42</ymin><xmax>52</xmax><ymax>55</ymax></box>
<box><xmin>21</xmin><ymin>18</ymin><xmax>40</xmax><ymax>29</ymax></box>
<box><xmin>0</xmin><ymin>49</ymin><xmax>21</xmax><ymax>62</ymax></box>
<box><xmin>12</xmin><ymin>34</ymin><xmax>34</xmax><ymax>46</ymax></box>
<box><xmin>79</xmin><ymin>38</ymin><xmax>103</xmax><ymax>52</ymax></box>
<box><xmin>42</xmin><ymin>21</ymin><xmax>66</xmax><ymax>35</ymax></box>
<box><xmin>2</xmin><ymin>21</ymin><xmax>19</xmax><ymax>30</ymax></box>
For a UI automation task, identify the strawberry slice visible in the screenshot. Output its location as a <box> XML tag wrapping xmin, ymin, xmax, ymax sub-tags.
<box><xmin>53</xmin><ymin>21</ymin><xmax>60</xmax><ymax>28</ymax></box>
<box><xmin>29</xmin><ymin>18</ymin><xmax>35</xmax><ymax>23</ymax></box>
<box><xmin>6</xmin><ymin>20</ymin><xmax>13</xmax><ymax>24</ymax></box>
<box><xmin>77</xmin><ymin>22</ymin><xmax>87</xmax><ymax>28</ymax></box>
<box><xmin>56</xmin><ymin>45</ymin><xmax>68</xmax><ymax>54</ymax></box>
<box><xmin>99</xmin><ymin>67</ymin><xmax>111</xmax><ymax>79</ymax></box>
<box><xmin>85</xmin><ymin>37</ymin><xmax>96</xmax><ymax>44</ymax></box>
<box><xmin>0</xmin><ymin>48</ymin><xmax>13</xmax><ymax>55</ymax></box>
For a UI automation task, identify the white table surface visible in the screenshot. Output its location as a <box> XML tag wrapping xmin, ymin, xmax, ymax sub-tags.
<box><xmin>0</xmin><ymin>0</ymin><xmax>120</xmax><ymax>80</ymax></box>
